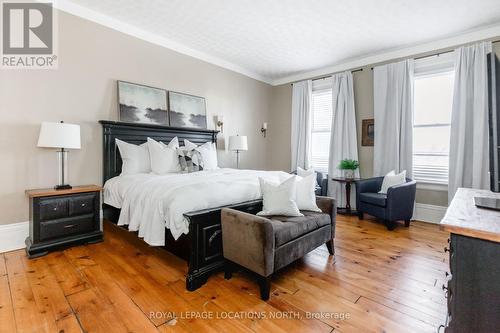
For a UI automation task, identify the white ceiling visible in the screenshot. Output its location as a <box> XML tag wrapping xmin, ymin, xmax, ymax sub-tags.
<box><xmin>64</xmin><ymin>0</ymin><xmax>500</xmax><ymax>85</ymax></box>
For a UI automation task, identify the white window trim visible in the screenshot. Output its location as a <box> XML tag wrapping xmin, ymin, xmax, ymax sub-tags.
<box><xmin>416</xmin><ymin>181</ymin><xmax>448</xmax><ymax>192</ymax></box>
<box><xmin>412</xmin><ymin>56</ymin><xmax>454</xmax><ymax>186</ymax></box>
<box><xmin>414</xmin><ymin>52</ymin><xmax>454</xmax><ymax>77</ymax></box>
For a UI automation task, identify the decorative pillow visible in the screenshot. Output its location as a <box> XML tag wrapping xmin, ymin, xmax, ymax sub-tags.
<box><xmin>115</xmin><ymin>139</ymin><xmax>151</xmax><ymax>175</ymax></box>
<box><xmin>184</xmin><ymin>139</ymin><xmax>218</xmax><ymax>171</ymax></box>
<box><xmin>295</xmin><ymin>174</ymin><xmax>322</xmax><ymax>212</ymax></box>
<box><xmin>297</xmin><ymin>166</ymin><xmax>318</xmax><ymax>186</ymax></box>
<box><xmin>147</xmin><ymin>137</ymin><xmax>181</xmax><ymax>174</ymax></box>
<box><xmin>257</xmin><ymin>176</ymin><xmax>303</xmax><ymax>217</ymax></box>
<box><xmin>162</xmin><ymin>136</ymin><xmax>179</xmax><ymax>149</ymax></box>
<box><xmin>379</xmin><ymin>170</ymin><xmax>406</xmax><ymax>194</ymax></box>
<box><xmin>177</xmin><ymin>148</ymin><xmax>203</xmax><ymax>173</ymax></box>
<box><xmin>183</xmin><ymin>139</ymin><xmax>197</xmax><ymax>151</ymax></box>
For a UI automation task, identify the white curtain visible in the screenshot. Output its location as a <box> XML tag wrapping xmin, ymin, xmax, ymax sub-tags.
<box><xmin>291</xmin><ymin>80</ymin><xmax>312</xmax><ymax>171</ymax></box>
<box><xmin>327</xmin><ymin>71</ymin><xmax>359</xmax><ymax>207</ymax></box>
<box><xmin>373</xmin><ymin>59</ymin><xmax>414</xmax><ymax>177</ymax></box>
<box><xmin>448</xmin><ymin>41</ymin><xmax>491</xmax><ymax>202</ymax></box>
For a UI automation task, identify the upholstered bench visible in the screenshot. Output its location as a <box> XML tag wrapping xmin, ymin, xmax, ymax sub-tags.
<box><xmin>221</xmin><ymin>196</ymin><xmax>336</xmax><ymax>300</ymax></box>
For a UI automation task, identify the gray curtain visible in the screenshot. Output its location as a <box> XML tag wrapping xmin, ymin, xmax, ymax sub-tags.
<box><xmin>373</xmin><ymin>59</ymin><xmax>414</xmax><ymax>177</ymax></box>
<box><xmin>327</xmin><ymin>71</ymin><xmax>359</xmax><ymax>207</ymax></box>
<box><xmin>448</xmin><ymin>41</ymin><xmax>491</xmax><ymax>202</ymax></box>
<box><xmin>291</xmin><ymin>80</ymin><xmax>312</xmax><ymax>171</ymax></box>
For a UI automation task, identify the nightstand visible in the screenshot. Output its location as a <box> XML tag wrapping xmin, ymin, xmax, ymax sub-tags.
<box><xmin>25</xmin><ymin>185</ymin><xmax>103</xmax><ymax>258</ymax></box>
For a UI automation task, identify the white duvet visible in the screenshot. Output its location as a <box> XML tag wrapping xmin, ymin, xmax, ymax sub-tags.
<box><xmin>103</xmin><ymin>168</ymin><xmax>288</xmax><ymax>246</ymax></box>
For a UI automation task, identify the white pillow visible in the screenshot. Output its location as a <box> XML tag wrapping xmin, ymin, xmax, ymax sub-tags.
<box><xmin>296</xmin><ymin>174</ymin><xmax>321</xmax><ymax>212</ymax></box>
<box><xmin>257</xmin><ymin>176</ymin><xmax>303</xmax><ymax>217</ymax></box>
<box><xmin>184</xmin><ymin>139</ymin><xmax>218</xmax><ymax>171</ymax></box>
<box><xmin>183</xmin><ymin>139</ymin><xmax>197</xmax><ymax>151</ymax></box>
<box><xmin>297</xmin><ymin>167</ymin><xmax>318</xmax><ymax>186</ymax></box>
<box><xmin>197</xmin><ymin>142</ymin><xmax>218</xmax><ymax>170</ymax></box>
<box><xmin>379</xmin><ymin>170</ymin><xmax>406</xmax><ymax>194</ymax></box>
<box><xmin>116</xmin><ymin>139</ymin><xmax>151</xmax><ymax>175</ymax></box>
<box><xmin>147</xmin><ymin>137</ymin><xmax>181</xmax><ymax>174</ymax></box>
<box><xmin>161</xmin><ymin>136</ymin><xmax>179</xmax><ymax>149</ymax></box>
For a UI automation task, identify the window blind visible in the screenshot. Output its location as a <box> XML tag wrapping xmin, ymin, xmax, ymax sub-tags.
<box><xmin>310</xmin><ymin>88</ymin><xmax>332</xmax><ymax>172</ymax></box>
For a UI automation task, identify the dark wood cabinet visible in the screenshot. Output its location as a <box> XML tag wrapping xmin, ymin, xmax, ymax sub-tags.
<box><xmin>441</xmin><ymin>188</ymin><xmax>500</xmax><ymax>332</ymax></box>
<box><xmin>444</xmin><ymin>234</ymin><xmax>500</xmax><ymax>332</ymax></box>
<box><xmin>26</xmin><ymin>185</ymin><xmax>103</xmax><ymax>258</ymax></box>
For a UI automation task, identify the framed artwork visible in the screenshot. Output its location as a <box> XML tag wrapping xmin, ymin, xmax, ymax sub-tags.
<box><xmin>362</xmin><ymin>119</ymin><xmax>374</xmax><ymax>146</ymax></box>
<box><xmin>117</xmin><ymin>81</ymin><xmax>169</xmax><ymax>126</ymax></box>
<box><xmin>168</xmin><ymin>91</ymin><xmax>207</xmax><ymax>129</ymax></box>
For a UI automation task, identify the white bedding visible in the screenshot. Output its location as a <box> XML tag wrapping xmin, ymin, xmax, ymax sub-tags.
<box><xmin>103</xmin><ymin>168</ymin><xmax>288</xmax><ymax>246</ymax></box>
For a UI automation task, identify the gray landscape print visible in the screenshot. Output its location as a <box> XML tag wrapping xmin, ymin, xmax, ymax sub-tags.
<box><xmin>169</xmin><ymin>91</ymin><xmax>207</xmax><ymax>129</ymax></box>
<box><xmin>118</xmin><ymin>81</ymin><xmax>168</xmax><ymax>125</ymax></box>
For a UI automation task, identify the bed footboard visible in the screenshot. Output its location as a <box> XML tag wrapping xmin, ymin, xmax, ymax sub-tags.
<box><xmin>184</xmin><ymin>199</ymin><xmax>263</xmax><ymax>291</ymax></box>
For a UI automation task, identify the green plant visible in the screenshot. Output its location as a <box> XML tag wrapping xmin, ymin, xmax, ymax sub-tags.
<box><xmin>338</xmin><ymin>159</ymin><xmax>359</xmax><ymax>170</ymax></box>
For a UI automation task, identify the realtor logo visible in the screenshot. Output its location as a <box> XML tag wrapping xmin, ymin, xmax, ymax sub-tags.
<box><xmin>1</xmin><ymin>0</ymin><xmax>58</xmax><ymax>69</ymax></box>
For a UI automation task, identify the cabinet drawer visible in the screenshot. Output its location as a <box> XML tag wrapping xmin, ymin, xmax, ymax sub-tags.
<box><xmin>39</xmin><ymin>198</ymin><xmax>69</xmax><ymax>221</ymax></box>
<box><xmin>69</xmin><ymin>194</ymin><xmax>95</xmax><ymax>216</ymax></box>
<box><xmin>39</xmin><ymin>216</ymin><xmax>94</xmax><ymax>241</ymax></box>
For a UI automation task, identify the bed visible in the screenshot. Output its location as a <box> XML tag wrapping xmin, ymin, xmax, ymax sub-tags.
<box><xmin>100</xmin><ymin>120</ymin><xmax>285</xmax><ymax>291</ymax></box>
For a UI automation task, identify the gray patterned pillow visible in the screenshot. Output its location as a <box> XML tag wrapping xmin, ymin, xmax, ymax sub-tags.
<box><xmin>177</xmin><ymin>148</ymin><xmax>204</xmax><ymax>173</ymax></box>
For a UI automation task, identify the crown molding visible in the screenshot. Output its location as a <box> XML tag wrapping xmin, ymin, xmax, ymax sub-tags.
<box><xmin>50</xmin><ymin>0</ymin><xmax>273</xmax><ymax>85</ymax></box>
<box><xmin>272</xmin><ymin>23</ymin><xmax>500</xmax><ymax>86</ymax></box>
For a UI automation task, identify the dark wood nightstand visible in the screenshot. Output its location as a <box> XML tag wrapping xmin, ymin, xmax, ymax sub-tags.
<box><xmin>25</xmin><ymin>185</ymin><xmax>103</xmax><ymax>258</ymax></box>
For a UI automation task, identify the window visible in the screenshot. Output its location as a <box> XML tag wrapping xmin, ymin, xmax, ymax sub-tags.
<box><xmin>413</xmin><ymin>56</ymin><xmax>455</xmax><ymax>185</ymax></box>
<box><xmin>310</xmin><ymin>79</ymin><xmax>332</xmax><ymax>172</ymax></box>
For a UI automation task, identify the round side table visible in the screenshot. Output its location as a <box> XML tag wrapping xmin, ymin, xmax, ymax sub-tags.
<box><xmin>331</xmin><ymin>177</ymin><xmax>361</xmax><ymax>215</ymax></box>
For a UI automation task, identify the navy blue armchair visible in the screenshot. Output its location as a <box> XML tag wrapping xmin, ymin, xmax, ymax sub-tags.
<box><xmin>315</xmin><ymin>171</ymin><xmax>328</xmax><ymax>196</ymax></box>
<box><xmin>355</xmin><ymin>177</ymin><xmax>416</xmax><ymax>230</ymax></box>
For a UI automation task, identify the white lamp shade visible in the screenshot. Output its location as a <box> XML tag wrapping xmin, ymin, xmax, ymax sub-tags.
<box><xmin>37</xmin><ymin>122</ymin><xmax>81</xmax><ymax>149</ymax></box>
<box><xmin>229</xmin><ymin>135</ymin><xmax>248</xmax><ymax>151</ymax></box>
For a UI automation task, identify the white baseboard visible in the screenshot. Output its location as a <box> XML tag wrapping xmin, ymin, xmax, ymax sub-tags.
<box><xmin>0</xmin><ymin>210</ymin><xmax>104</xmax><ymax>254</ymax></box>
<box><xmin>413</xmin><ymin>203</ymin><xmax>447</xmax><ymax>224</ymax></box>
<box><xmin>0</xmin><ymin>221</ymin><xmax>29</xmax><ymax>253</ymax></box>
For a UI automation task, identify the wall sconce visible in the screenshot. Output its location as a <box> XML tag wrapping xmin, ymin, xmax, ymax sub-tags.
<box><xmin>216</xmin><ymin>115</ymin><xmax>224</xmax><ymax>132</ymax></box>
<box><xmin>261</xmin><ymin>122</ymin><xmax>268</xmax><ymax>138</ymax></box>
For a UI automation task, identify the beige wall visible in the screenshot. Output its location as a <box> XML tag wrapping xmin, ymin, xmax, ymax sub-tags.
<box><xmin>0</xmin><ymin>10</ymin><xmax>273</xmax><ymax>225</ymax></box>
<box><xmin>268</xmin><ymin>84</ymin><xmax>292</xmax><ymax>171</ymax></box>
<box><xmin>268</xmin><ymin>40</ymin><xmax>500</xmax><ymax>208</ymax></box>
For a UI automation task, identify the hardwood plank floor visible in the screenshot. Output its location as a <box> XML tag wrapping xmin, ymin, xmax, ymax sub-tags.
<box><xmin>0</xmin><ymin>216</ymin><xmax>449</xmax><ymax>333</ymax></box>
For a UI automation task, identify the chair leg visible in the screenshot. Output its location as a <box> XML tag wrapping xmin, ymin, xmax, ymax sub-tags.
<box><xmin>259</xmin><ymin>276</ymin><xmax>271</xmax><ymax>301</ymax></box>
<box><xmin>358</xmin><ymin>212</ymin><xmax>364</xmax><ymax>220</ymax></box>
<box><xmin>326</xmin><ymin>239</ymin><xmax>335</xmax><ymax>255</ymax></box>
<box><xmin>224</xmin><ymin>260</ymin><xmax>233</xmax><ymax>280</ymax></box>
<box><xmin>405</xmin><ymin>220</ymin><xmax>410</xmax><ymax>227</ymax></box>
<box><xmin>386</xmin><ymin>220</ymin><xmax>396</xmax><ymax>231</ymax></box>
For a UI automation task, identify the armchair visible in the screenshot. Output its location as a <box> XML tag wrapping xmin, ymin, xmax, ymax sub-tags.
<box><xmin>355</xmin><ymin>177</ymin><xmax>416</xmax><ymax>230</ymax></box>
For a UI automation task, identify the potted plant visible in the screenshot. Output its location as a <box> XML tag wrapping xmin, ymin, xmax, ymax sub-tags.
<box><xmin>338</xmin><ymin>159</ymin><xmax>359</xmax><ymax>179</ymax></box>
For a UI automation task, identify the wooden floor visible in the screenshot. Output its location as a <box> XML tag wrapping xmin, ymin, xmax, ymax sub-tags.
<box><xmin>0</xmin><ymin>216</ymin><xmax>449</xmax><ymax>333</ymax></box>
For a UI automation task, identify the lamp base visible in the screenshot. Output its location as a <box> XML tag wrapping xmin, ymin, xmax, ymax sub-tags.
<box><xmin>54</xmin><ymin>184</ymin><xmax>72</xmax><ymax>190</ymax></box>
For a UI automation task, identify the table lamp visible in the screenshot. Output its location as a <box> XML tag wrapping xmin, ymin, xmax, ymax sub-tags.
<box><xmin>228</xmin><ymin>135</ymin><xmax>248</xmax><ymax>169</ymax></box>
<box><xmin>37</xmin><ymin>121</ymin><xmax>81</xmax><ymax>190</ymax></box>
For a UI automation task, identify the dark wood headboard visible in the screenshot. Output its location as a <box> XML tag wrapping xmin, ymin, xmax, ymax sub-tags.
<box><xmin>100</xmin><ymin>120</ymin><xmax>218</xmax><ymax>184</ymax></box>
